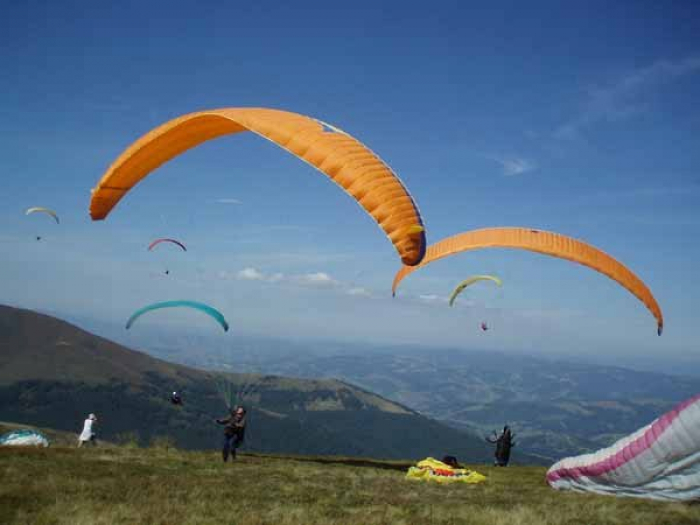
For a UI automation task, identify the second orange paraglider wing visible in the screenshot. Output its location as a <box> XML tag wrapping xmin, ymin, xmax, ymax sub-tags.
<box><xmin>392</xmin><ymin>227</ymin><xmax>663</xmax><ymax>335</ymax></box>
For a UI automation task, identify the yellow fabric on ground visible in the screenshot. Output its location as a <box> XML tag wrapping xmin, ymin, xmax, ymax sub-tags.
<box><xmin>406</xmin><ymin>457</ymin><xmax>486</xmax><ymax>484</ymax></box>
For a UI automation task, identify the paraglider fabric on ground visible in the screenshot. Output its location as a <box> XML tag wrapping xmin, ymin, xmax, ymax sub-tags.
<box><xmin>546</xmin><ymin>393</ymin><xmax>700</xmax><ymax>502</ymax></box>
<box><xmin>0</xmin><ymin>429</ymin><xmax>49</xmax><ymax>447</ymax></box>
<box><xmin>406</xmin><ymin>457</ymin><xmax>486</xmax><ymax>484</ymax></box>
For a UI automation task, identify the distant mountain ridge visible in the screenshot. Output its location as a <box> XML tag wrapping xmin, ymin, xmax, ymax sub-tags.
<box><xmin>128</xmin><ymin>330</ymin><xmax>700</xmax><ymax>461</ymax></box>
<box><xmin>0</xmin><ymin>305</ymin><xmax>526</xmax><ymax>463</ymax></box>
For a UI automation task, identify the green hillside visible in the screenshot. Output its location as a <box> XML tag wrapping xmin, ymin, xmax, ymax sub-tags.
<box><xmin>0</xmin><ymin>305</ymin><xmax>519</xmax><ymax>463</ymax></box>
<box><xmin>194</xmin><ymin>342</ymin><xmax>700</xmax><ymax>461</ymax></box>
<box><xmin>1</xmin><ymin>446</ymin><xmax>697</xmax><ymax>525</ymax></box>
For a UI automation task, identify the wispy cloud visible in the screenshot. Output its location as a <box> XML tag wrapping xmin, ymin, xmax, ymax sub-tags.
<box><xmin>418</xmin><ymin>294</ymin><xmax>444</xmax><ymax>303</ymax></box>
<box><xmin>292</xmin><ymin>272</ymin><xmax>340</xmax><ymax>289</ymax></box>
<box><xmin>236</xmin><ymin>267</ymin><xmax>266</xmax><ymax>281</ymax></box>
<box><xmin>510</xmin><ymin>307</ymin><xmax>585</xmax><ymax>322</ymax></box>
<box><xmin>227</xmin><ymin>266</ymin><xmax>371</xmax><ymax>295</ymax></box>
<box><xmin>555</xmin><ymin>56</ymin><xmax>700</xmax><ymax>139</ymax></box>
<box><xmin>243</xmin><ymin>250</ymin><xmax>350</xmax><ymax>266</ymax></box>
<box><xmin>490</xmin><ymin>156</ymin><xmax>537</xmax><ymax>176</ymax></box>
<box><xmin>346</xmin><ymin>287</ymin><xmax>372</xmax><ymax>297</ymax></box>
<box><xmin>215</xmin><ymin>198</ymin><xmax>243</xmax><ymax>205</ymax></box>
<box><xmin>414</xmin><ymin>293</ymin><xmax>477</xmax><ymax>308</ymax></box>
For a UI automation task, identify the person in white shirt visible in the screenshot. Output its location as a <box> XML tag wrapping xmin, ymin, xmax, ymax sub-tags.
<box><xmin>77</xmin><ymin>413</ymin><xmax>97</xmax><ymax>447</ymax></box>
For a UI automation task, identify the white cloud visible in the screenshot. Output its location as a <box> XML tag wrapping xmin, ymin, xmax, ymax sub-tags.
<box><xmin>247</xmin><ymin>250</ymin><xmax>350</xmax><ymax>266</ymax></box>
<box><xmin>221</xmin><ymin>262</ymin><xmax>385</xmax><ymax>301</ymax></box>
<box><xmin>293</xmin><ymin>272</ymin><xmax>339</xmax><ymax>288</ymax></box>
<box><xmin>232</xmin><ymin>267</ymin><xmax>339</xmax><ymax>288</ymax></box>
<box><xmin>216</xmin><ymin>198</ymin><xmax>242</xmax><ymax>205</ymax></box>
<box><xmin>491</xmin><ymin>156</ymin><xmax>536</xmax><ymax>176</ymax></box>
<box><xmin>556</xmin><ymin>56</ymin><xmax>700</xmax><ymax>139</ymax></box>
<box><xmin>226</xmin><ymin>266</ymin><xmax>378</xmax><ymax>298</ymax></box>
<box><xmin>237</xmin><ymin>267</ymin><xmax>267</xmax><ymax>281</ymax></box>
<box><xmin>511</xmin><ymin>307</ymin><xmax>584</xmax><ymax>322</ymax></box>
<box><xmin>346</xmin><ymin>287</ymin><xmax>372</xmax><ymax>297</ymax></box>
<box><xmin>418</xmin><ymin>294</ymin><xmax>443</xmax><ymax>303</ymax></box>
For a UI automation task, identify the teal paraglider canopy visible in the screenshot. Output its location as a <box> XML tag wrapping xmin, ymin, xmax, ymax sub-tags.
<box><xmin>0</xmin><ymin>429</ymin><xmax>49</xmax><ymax>447</ymax></box>
<box><xmin>125</xmin><ymin>301</ymin><xmax>229</xmax><ymax>332</ymax></box>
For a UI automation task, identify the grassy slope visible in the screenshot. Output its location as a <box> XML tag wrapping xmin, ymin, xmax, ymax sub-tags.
<box><xmin>1</xmin><ymin>447</ymin><xmax>698</xmax><ymax>525</ymax></box>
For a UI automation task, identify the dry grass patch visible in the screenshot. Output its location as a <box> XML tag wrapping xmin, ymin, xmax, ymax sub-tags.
<box><xmin>1</xmin><ymin>447</ymin><xmax>698</xmax><ymax>524</ymax></box>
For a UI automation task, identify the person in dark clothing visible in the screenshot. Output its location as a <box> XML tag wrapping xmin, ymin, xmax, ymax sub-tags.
<box><xmin>441</xmin><ymin>455</ymin><xmax>460</xmax><ymax>468</ymax></box>
<box><xmin>170</xmin><ymin>391</ymin><xmax>183</xmax><ymax>406</ymax></box>
<box><xmin>216</xmin><ymin>406</ymin><xmax>247</xmax><ymax>462</ymax></box>
<box><xmin>486</xmin><ymin>425</ymin><xmax>516</xmax><ymax>466</ymax></box>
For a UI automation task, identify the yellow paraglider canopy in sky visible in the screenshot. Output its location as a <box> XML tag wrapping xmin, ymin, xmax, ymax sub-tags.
<box><xmin>448</xmin><ymin>275</ymin><xmax>502</xmax><ymax>307</ymax></box>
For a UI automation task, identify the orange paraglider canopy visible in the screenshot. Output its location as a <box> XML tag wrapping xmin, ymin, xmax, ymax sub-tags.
<box><xmin>392</xmin><ymin>227</ymin><xmax>663</xmax><ymax>335</ymax></box>
<box><xmin>90</xmin><ymin>108</ymin><xmax>425</xmax><ymax>266</ymax></box>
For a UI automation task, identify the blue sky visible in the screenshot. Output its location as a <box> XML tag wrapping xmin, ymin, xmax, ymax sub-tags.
<box><xmin>1</xmin><ymin>0</ymin><xmax>699</xmax><ymax>367</ymax></box>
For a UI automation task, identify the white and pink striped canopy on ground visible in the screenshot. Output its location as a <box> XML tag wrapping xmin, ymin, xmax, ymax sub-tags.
<box><xmin>547</xmin><ymin>394</ymin><xmax>700</xmax><ymax>502</ymax></box>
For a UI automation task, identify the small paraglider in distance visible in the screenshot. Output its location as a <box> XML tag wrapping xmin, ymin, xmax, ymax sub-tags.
<box><xmin>170</xmin><ymin>391</ymin><xmax>183</xmax><ymax>406</ymax></box>
<box><xmin>26</xmin><ymin>207</ymin><xmax>59</xmax><ymax>241</ymax></box>
<box><xmin>448</xmin><ymin>275</ymin><xmax>502</xmax><ymax>307</ymax></box>
<box><xmin>26</xmin><ymin>207</ymin><xmax>59</xmax><ymax>224</ymax></box>
<box><xmin>148</xmin><ymin>238</ymin><xmax>187</xmax><ymax>252</ymax></box>
<box><xmin>148</xmin><ymin>239</ymin><xmax>186</xmax><ymax>276</ymax></box>
<box><xmin>480</xmin><ymin>322</ymin><xmax>489</xmax><ymax>331</ymax></box>
<box><xmin>486</xmin><ymin>426</ymin><xmax>516</xmax><ymax>466</ymax></box>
